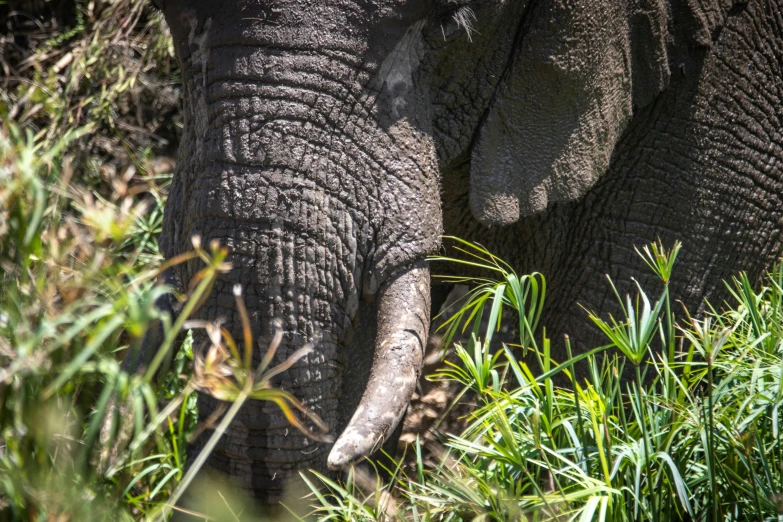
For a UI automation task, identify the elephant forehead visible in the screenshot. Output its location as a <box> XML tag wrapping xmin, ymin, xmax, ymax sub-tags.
<box><xmin>165</xmin><ymin>0</ymin><xmax>436</xmax><ymax>59</ymax></box>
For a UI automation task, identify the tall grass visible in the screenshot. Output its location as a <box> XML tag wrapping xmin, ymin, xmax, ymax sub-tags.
<box><xmin>0</xmin><ymin>124</ymin><xmax>326</xmax><ymax>520</ymax></box>
<box><xmin>1</xmin><ymin>122</ymin><xmax>184</xmax><ymax>519</ymax></box>
<box><xmin>304</xmin><ymin>240</ymin><xmax>783</xmax><ymax>521</ymax></box>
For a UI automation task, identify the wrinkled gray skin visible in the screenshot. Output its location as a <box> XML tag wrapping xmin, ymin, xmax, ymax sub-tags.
<box><xmin>150</xmin><ymin>0</ymin><xmax>783</xmax><ymax>504</ymax></box>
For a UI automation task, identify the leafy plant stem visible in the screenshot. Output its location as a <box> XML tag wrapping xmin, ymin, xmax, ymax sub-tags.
<box><xmin>636</xmin><ymin>363</ymin><xmax>657</xmax><ymax>522</ymax></box>
<box><xmin>159</xmin><ymin>380</ymin><xmax>251</xmax><ymax>520</ymax></box>
<box><xmin>707</xmin><ymin>354</ymin><xmax>719</xmax><ymax>522</ymax></box>
<box><xmin>144</xmin><ymin>272</ymin><xmax>215</xmax><ymax>382</ymax></box>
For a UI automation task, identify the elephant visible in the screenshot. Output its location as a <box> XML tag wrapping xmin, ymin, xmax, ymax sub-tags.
<box><xmin>147</xmin><ymin>0</ymin><xmax>783</xmax><ymax>505</ymax></box>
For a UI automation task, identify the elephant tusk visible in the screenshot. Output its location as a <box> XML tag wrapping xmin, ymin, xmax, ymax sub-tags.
<box><xmin>327</xmin><ymin>262</ymin><xmax>430</xmax><ymax>470</ymax></box>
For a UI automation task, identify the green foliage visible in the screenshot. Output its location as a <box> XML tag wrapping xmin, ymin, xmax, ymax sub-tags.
<box><xmin>304</xmin><ymin>240</ymin><xmax>783</xmax><ymax>521</ymax></box>
<box><xmin>1</xmin><ymin>122</ymin><xmax>177</xmax><ymax>519</ymax></box>
<box><xmin>0</xmin><ymin>4</ymin><xmax>187</xmax><ymax>512</ymax></box>
<box><xmin>1</xmin><ymin>4</ymin><xmax>331</xmax><ymax>519</ymax></box>
<box><xmin>431</xmin><ymin>237</ymin><xmax>546</xmax><ymax>355</ymax></box>
<box><xmin>0</xmin><ymin>123</ymin><xmax>325</xmax><ymax>520</ymax></box>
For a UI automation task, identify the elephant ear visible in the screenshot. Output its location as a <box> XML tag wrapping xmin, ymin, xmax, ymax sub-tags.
<box><xmin>470</xmin><ymin>0</ymin><xmax>671</xmax><ymax>226</ymax></box>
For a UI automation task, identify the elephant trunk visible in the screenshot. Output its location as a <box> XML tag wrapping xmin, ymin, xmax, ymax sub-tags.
<box><xmin>328</xmin><ymin>262</ymin><xmax>430</xmax><ymax>470</ymax></box>
<box><xmin>187</xmin><ymin>239</ymin><xmax>345</xmax><ymax>500</ymax></box>
<box><xmin>158</xmin><ymin>2</ymin><xmax>443</xmax><ymax>502</ymax></box>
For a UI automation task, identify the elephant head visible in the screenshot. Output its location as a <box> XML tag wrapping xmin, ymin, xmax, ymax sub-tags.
<box><xmin>153</xmin><ymin>0</ymin><xmax>729</xmax><ymax>502</ymax></box>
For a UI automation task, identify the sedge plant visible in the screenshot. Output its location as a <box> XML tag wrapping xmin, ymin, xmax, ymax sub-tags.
<box><xmin>303</xmin><ymin>238</ymin><xmax>783</xmax><ymax>521</ymax></box>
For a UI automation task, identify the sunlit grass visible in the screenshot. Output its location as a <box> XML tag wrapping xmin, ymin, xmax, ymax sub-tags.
<box><xmin>303</xmin><ymin>239</ymin><xmax>783</xmax><ymax>521</ymax></box>
<box><xmin>0</xmin><ymin>123</ymin><xmax>326</xmax><ymax>520</ymax></box>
